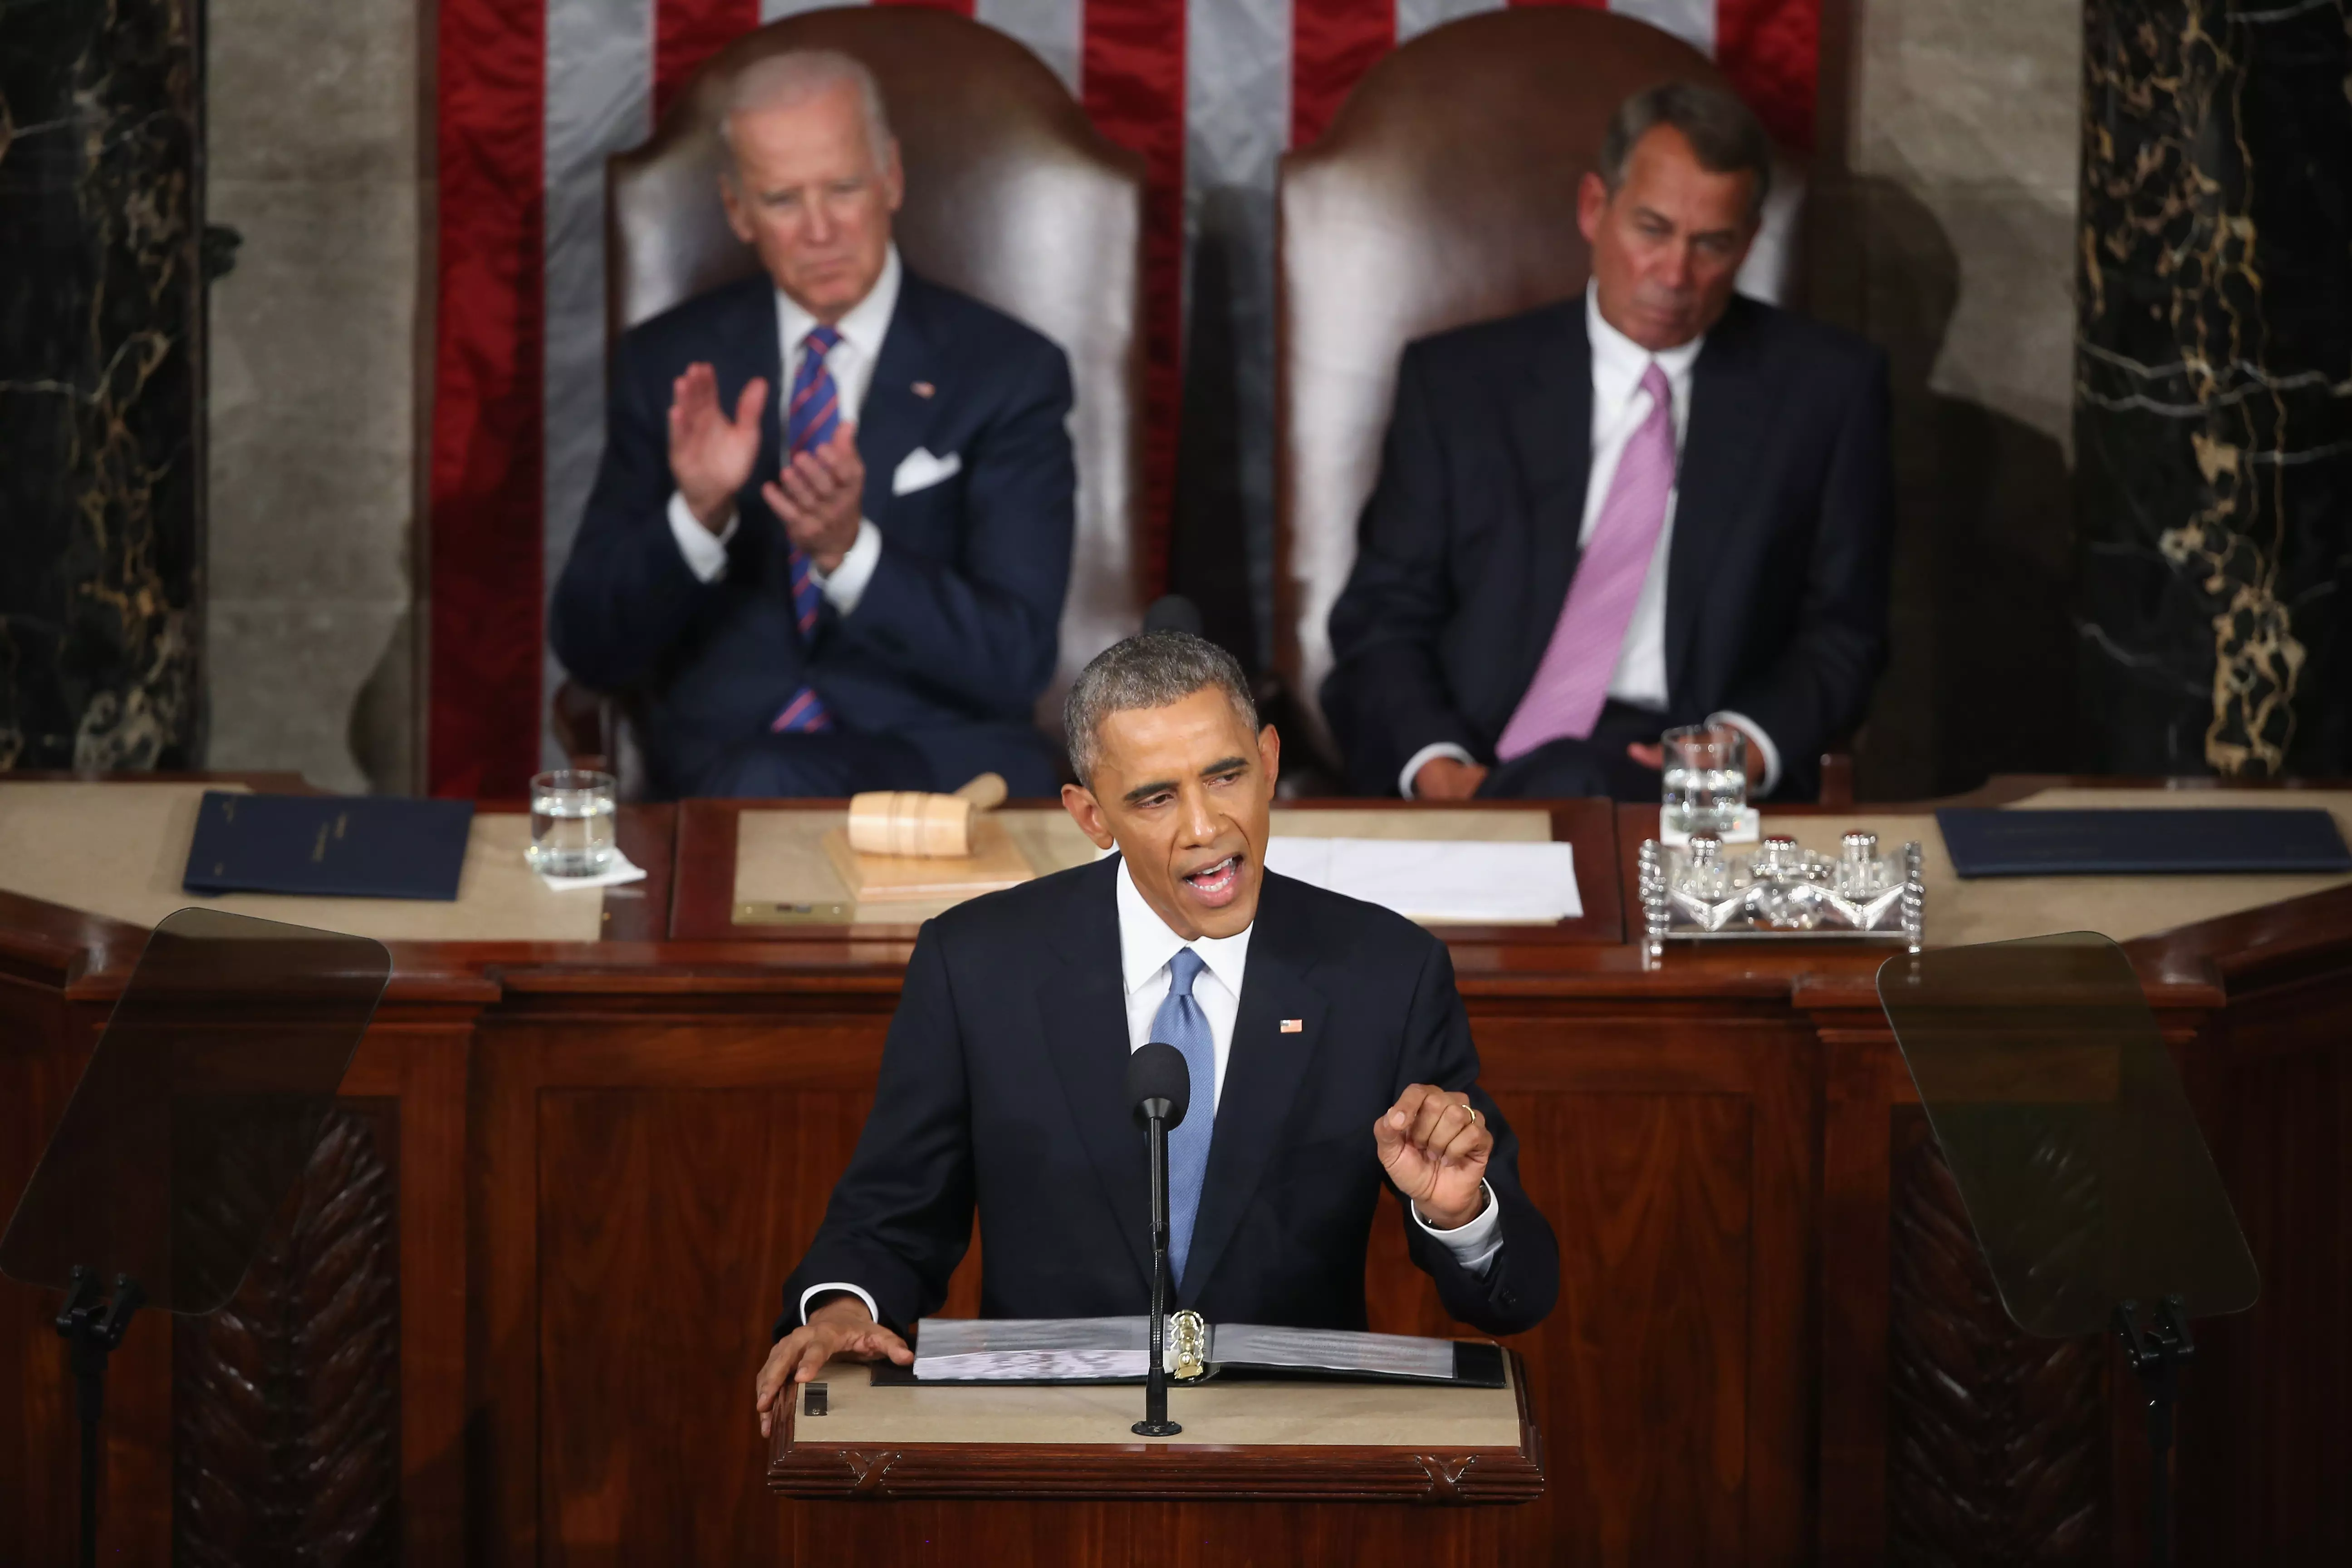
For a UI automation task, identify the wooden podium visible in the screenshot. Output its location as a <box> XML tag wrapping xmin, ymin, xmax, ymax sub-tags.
<box><xmin>767</xmin><ymin>1355</ymin><xmax>1544</xmax><ymax>1561</ymax></box>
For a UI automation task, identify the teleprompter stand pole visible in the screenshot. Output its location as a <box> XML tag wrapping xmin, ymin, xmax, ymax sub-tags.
<box><xmin>2114</xmin><ymin>1295</ymin><xmax>2192</xmax><ymax>1568</ymax></box>
<box><xmin>57</xmin><ymin>1264</ymin><xmax>145</xmax><ymax>1568</ymax></box>
<box><xmin>1134</xmin><ymin>1107</ymin><xmax>1181</xmax><ymax>1438</ymax></box>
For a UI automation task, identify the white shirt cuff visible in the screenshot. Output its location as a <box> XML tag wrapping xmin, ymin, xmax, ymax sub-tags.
<box><xmin>1710</xmin><ymin>710</ymin><xmax>1782</xmax><ymax>796</ymax></box>
<box><xmin>667</xmin><ymin>490</ymin><xmax>737</xmax><ymax>583</ymax></box>
<box><xmin>1399</xmin><ymin>741</ymin><xmax>1478</xmax><ymax>800</ymax></box>
<box><xmin>1411</xmin><ymin>1180</ymin><xmax>1504</xmax><ymax>1277</ymax></box>
<box><xmin>797</xmin><ymin>1281</ymin><xmax>881</xmax><ymax>1329</ymax></box>
<box><xmin>809</xmin><ymin>518</ymin><xmax>882</xmax><ymax>615</ymax></box>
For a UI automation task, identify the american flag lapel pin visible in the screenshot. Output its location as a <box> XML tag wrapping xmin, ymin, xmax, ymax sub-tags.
<box><xmin>911</xmin><ymin>380</ymin><xmax>936</xmax><ymax>399</ymax></box>
<box><xmin>1280</xmin><ymin>1019</ymin><xmax>1304</xmax><ymax>1033</ymax></box>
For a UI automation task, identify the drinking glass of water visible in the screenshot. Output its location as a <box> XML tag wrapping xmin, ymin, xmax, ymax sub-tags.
<box><xmin>528</xmin><ymin>769</ymin><xmax>617</xmax><ymax>877</ymax></box>
<box><xmin>1660</xmin><ymin>724</ymin><xmax>1748</xmax><ymax>837</ymax></box>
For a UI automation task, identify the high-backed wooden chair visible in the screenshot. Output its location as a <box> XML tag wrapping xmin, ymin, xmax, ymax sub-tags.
<box><xmin>1273</xmin><ymin>9</ymin><xmax>1806</xmax><ymax>782</ymax></box>
<box><xmin>555</xmin><ymin>8</ymin><xmax>1146</xmax><ymax>793</ymax></box>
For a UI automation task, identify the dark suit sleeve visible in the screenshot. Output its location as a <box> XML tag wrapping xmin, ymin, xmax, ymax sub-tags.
<box><xmin>830</xmin><ymin>340</ymin><xmax>1076</xmax><ymax>720</ymax></box>
<box><xmin>1322</xmin><ymin>345</ymin><xmax>1484</xmax><ymax>796</ymax></box>
<box><xmin>775</xmin><ymin>923</ymin><xmax>976</xmax><ymax>1338</ymax></box>
<box><xmin>1718</xmin><ymin>348</ymin><xmax>1894</xmax><ymax>794</ymax></box>
<box><xmin>1392</xmin><ymin>939</ymin><xmax>1558</xmax><ymax>1337</ymax></box>
<box><xmin>549</xmin><ymin>330</ymin><xmax>725</xmax><ymax>692</ymax></box>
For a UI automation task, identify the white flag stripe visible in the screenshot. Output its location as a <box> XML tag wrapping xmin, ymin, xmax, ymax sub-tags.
<box><xmin>1616</xmin><ymin>0</ymin><xmax>1715</xmax><ymax>56</ymax></box>
<box><xmin>1186</xmin><ymin>0</ymin><xmax>1292</xmax><ymax>650</ymax></box>
<box><xmin>544</xmin><ymin>0</ymin><xmax>655</xmax><ymax>764</ymax></box>
<box><xmin>1396</xmin><ymin>0</ymin><xmax>1505</xmax><ymax>46</ymax></box>
<box><xmin>976</xmin><ymin>0</ymin><xmax>1084</xmax><ymax>95</ymax></box>
<box><xmin>761</xmin><ymin>0</ymin><xmax>857</xmax><ymax>21</ymax></box>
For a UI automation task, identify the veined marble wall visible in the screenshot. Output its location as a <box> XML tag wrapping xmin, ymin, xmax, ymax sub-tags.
<box><xmin>1814</xmin><ymin>0</ymin><xmax>2086</xmax><ymax>798</ymax></box>
<box><xmin>0</xmin><ymin>0</ymin><xmax>205</xmax><ymax>771</ymax></box>
<box><xmin>2076</xmin><ymin>0</ymin><xmax>2352</xmax><ymax>776</ymax></box>
<box><xmin>203</xmin><ymin>0</ymin><xmax>422</xmax><ymax>793</ymax></box>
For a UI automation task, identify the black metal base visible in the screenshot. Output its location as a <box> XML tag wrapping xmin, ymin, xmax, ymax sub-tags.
<box><xmin>2115</xmin><ymin>1295</ymin><xmax>2192</xmax><ymax>1568</ymax></box>
<box><xmin>1131</xmin><ymin>1419</ymin><xmax>1183</xmax><ymax>1437</ymax></box>
<box><xmin>57</xmin><ymin>1266</ymin><xmax>143</xmax><ymax>1568</ymax></box>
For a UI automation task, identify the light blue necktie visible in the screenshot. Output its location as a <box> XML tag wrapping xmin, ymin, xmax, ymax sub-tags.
<box><xmin>1152</xmin><ymin>948</ymin><xmax>1217</xmax><ymax>1285</ymax></box>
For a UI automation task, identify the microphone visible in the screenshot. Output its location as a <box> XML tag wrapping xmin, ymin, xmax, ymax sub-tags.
<box><xmin>1126</xmin><ymin>1042</ymin><xmax>1189</xmax><ymax>1436</ymax></box>
<box><xmin>1142</xmin><ymin>594</ymin><xmax>1204</xmax><ymax>638</ymax></box>
<box><xmin>1126</xmin><ymin>1040</ymin><xmax>1191</xmax><ymax>1131</ymax></box>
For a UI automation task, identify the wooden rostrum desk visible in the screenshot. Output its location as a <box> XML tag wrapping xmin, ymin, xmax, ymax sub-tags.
<box><xmin>1</xmin><ymin>778</ymin><xmax>2348</xmax><ymax>1565</ymax></box>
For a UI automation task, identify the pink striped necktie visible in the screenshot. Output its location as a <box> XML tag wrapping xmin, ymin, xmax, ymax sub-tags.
<box><xmin>1494</xmin><ymin>360</ymin><xmax>1676</xmax><ymax>761</ymax></box>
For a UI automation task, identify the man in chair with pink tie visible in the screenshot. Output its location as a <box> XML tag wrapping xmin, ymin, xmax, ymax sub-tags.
<box><xmin>552</xmin><ymin>50</ymin><xmax>1075</xmax><ymax>799</ymax></box>
<box><xmin>1323</xmin><ymin>82</ymin><xmax>1893</xmax><ymax>804</ymax></box>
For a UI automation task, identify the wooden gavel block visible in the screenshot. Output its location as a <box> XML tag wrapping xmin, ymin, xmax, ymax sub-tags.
<box><xmin>844</xmin><ymin>773</ymin><xmax>1009</xmax><ymax>860</ymax></box>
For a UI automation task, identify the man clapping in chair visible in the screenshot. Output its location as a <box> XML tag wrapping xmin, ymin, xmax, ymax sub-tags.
<box><xmin>552</xmin><ymin>50</ymin><xmax>1075</xmax><ymax>798</ymax></box>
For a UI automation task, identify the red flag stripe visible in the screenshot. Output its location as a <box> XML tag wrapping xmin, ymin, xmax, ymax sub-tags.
<box><xmin>1715</xmin><ymin>0</ymin><xmax>1818</xmax><ymax>150</ymax></box>
<box><xmin>656</xmin><ymin>0</ymin><xmax>759</xmax><ymax>123</ymax></box>
<box><xmin>429</xmin><ymin>0</ymin><xmax>548</xmax><ymax>797</ymax></box>
<box><xmin>1290</xmin><ymin>0</ymin><xmax>1394</xmax><ymax>148</ymax></box>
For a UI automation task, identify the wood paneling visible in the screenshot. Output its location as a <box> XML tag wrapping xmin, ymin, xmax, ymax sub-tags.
<box><xmin>6</xmin><ymin>781</ymin><xmax>2352</xmax><ymax>1564</ymax></box>
<box><xmin>538</xmin><ymin>1088</ymin><xmax>871</xmax><ymax>1563</ymax></box>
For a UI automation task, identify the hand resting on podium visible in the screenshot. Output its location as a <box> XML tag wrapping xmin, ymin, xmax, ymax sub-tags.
<box><xmin>756</xmin><ymin>1292</ymin><xmax>911</xmax><ymax>1438</ymax></box>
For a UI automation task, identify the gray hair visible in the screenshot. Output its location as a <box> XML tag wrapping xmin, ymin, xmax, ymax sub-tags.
<box><xmin>720</xmin><ymin>50</ymin><xmax>895</xmax><ymax>176</ymax></box>
<box><xmin>1063</xmin><ymin>632</ymin><xmax>1260</xmax><ymax>789</ymax></box>
<box><xmin>1599</xmin><ymin>82</ymin><xmax>1771</xmax><ymax>223</ymax></box>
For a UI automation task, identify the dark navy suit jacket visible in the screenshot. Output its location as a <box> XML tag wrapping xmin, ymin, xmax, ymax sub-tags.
<box><xmin>776</xmin><ymin>856</ymin><xmax>1560</xmax><ymax>1341</ymax></box>
<box><xmin>551</xmin><ymin>269</ymin><xmax>1075</xmax><ymax>797</ymax></box>
<box><xmin>1324</xmin><ymin>294</ymin><xmax>1893</xmax><ymax>800</ymax></box>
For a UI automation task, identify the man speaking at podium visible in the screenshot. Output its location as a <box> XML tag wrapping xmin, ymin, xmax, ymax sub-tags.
<box><xmin>755</xmin><ymin>631</ymin><xmax>1558</xmax><ymax>1433</ymax></box>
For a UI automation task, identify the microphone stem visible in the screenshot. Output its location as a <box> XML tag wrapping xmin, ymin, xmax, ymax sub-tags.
<box><xmin>1136</xmin><ymin>1111</ymin><xmax>1180</xmax><ymax>1436</ymax></box>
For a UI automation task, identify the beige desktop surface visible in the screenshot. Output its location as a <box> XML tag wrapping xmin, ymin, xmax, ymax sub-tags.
<box><xmin>1759</xmin><ymin>788</ymin><xmax>2352</xmax><ymax>948</ymax></box>
<box><xmin>734</xmin><ymin>806</ymin><xmax>1553</xmax><ymax>928</ymax></box>
<box><xmin>0</xmin><ymin>782</ymin><xmax>607</xmax><ymax>943</ymax></box>
<box><xmin>794</xmin><ymin>1357</ymin><xmax>1522</xmax><ymax>1449</ymax></box>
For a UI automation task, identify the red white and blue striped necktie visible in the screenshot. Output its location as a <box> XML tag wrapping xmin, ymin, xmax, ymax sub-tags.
<box><xmin>770</xmin><ymin>325</ymin><xmax>842</xmax><ymax>735</ymax></box>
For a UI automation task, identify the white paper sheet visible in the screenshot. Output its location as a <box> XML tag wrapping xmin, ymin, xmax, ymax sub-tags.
<box><xmin>913</xmin><ymin>1317</ymin><xmax>1148</xmax><ymax>1379</ymax></box>
<box><xmin>537</xmin><ymin>848</ymin><xmax>647</xmax><ymax>892</ymax></box>
<box><xmin>1210</xmin><ymin>1323</ymin><xmax>1457</xmax><ymax>1381</ymax></box>
<box><xmin>1263</xmin><ymin>837</ymin><xmax>1581</xmax><ymax>923</ymax></box>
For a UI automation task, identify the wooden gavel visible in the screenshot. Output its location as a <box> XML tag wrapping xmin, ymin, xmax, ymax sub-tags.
<box><xmin>845</xmin><ymin>773</ymin><xmax>1009</xmax><ymax>859</ymax></box>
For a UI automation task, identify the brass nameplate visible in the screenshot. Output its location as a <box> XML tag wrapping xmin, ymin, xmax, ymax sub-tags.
<box><xmin>733</xmin><ymin>900</ymin><xmax>855</xmax><ymax>926</ymax></box>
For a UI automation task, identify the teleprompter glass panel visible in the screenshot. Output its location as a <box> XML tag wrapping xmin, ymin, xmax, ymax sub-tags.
<box><xmin>0</xmin><ymin>909</ymin><xmax>390</xmax><ymax>1315</ymax></box>
<box><xmin>1875</xmin><ymin>931</ymin><xmax>2258</xmax><ymax>1338</ymax></box>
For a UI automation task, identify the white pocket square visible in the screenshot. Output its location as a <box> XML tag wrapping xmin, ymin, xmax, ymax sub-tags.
<box><xmin>891</xmin><ymin>447</ymin><xmax>962</xmax><ymax>495</ymax></box>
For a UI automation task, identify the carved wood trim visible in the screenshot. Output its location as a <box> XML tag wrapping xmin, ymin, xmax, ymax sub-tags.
<box><xmin>173</xmin><ymin>1101</ymin><xmax>401</xmax><ymax>1565</ymax></box>
<box><xmin>1886</xmin><ymin>1107</ymin><xmax>2108</xmax><ymax>1565</ymax></box>
<box><xmin>769</xmin><ymin>1352</ymin><xmax>1545</xmax><ymax>1506</ymax></box>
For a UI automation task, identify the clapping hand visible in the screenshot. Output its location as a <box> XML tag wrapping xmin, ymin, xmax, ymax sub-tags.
<box><xmin>669</xmin><ymin>363</ymin><xmax>768</xmax><ymax>530</ymax></box>
<box><xmin>1374</xmin><ymin>1083</ymin><xmax>1492</xmax><ymax>1230</ymax></box>
<box><xmin>762</xmin><ymin>421</ymin><xmax>866</xmax><ymax>572</ymax></box>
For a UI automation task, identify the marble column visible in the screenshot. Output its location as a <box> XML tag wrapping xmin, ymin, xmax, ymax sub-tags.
<box><xmin>0</xmin><ymin>0</ymin><xmax>204</xmax><ymax>771</ymax></box>
<box><xmin>2076</xmin><ymin>0</ymin><xmax>2352</xmax><ymax>776</ymax></box>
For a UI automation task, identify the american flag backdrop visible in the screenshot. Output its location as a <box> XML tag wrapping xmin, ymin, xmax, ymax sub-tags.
<box><xmin>428</xmin><ymin>0</ymin><xmax>1823</xmax><ymax>797</ymax></box>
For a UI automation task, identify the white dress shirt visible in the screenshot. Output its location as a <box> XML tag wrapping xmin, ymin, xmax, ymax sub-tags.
<box><xmin>665</xmin><ymin>245</ymin><xmax>901</xmax><ymax>613</ymax></box>
<box><xmin>1401</xmin><ymin>284</ymin><xmax>1783</xmax><ymax>797</ymax></box>
<box><xmin>1115</xmin><ymin>858</ymin><xmax>1500</xmax><ymax>1274</ymax></box>
<box><xmin>796</xmin><ymin>853</ymin><xmax>1503</xmax><ymax>1326</ymax></box>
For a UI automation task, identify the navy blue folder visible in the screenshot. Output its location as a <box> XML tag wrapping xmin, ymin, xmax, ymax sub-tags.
<box><xmin>183</xmin><ymin>791</ymin><xmax>475</xmax><ymax>900</ymax></box>
<box><xmin>1936</xmin><ymin>807</ymin><xmax>2352</xmax><ymax>879</ymax></box>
